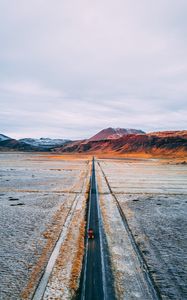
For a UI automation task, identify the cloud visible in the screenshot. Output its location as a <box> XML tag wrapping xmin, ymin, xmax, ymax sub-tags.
<box><xmin>0</xmin><ymin>0</ymin><xmax>187</xmax><ymax>139</ymax></box>
<box><xmin>0</xmin><ymin>81</ymin><xmax>62</xmax><ymax>97</ymax></box>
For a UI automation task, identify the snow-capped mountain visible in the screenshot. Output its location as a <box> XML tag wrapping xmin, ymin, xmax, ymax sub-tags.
<box><xmin>0</xmin><ymin>134</ymin><xmax>11</xmax><ymax>141</ymax></box>
<box><xmin>88</xmin><ymin>127</ymin><xmax>145</xmax><ymax>141</ymax></box>
<box><xmin>19</xmin><ymin>138</ymin><xmax>70</xmax><ymax>149</ymax></box>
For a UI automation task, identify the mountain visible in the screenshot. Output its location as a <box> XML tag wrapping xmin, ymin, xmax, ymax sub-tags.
<box><xmin>0</xmin><ymin>134</ymin><xmax>31</xmax><ymax>151</ymax></box>
<box><xmin>0</xmin><ymin>129</ymin><xmax>187</xmax><ymax>157</ymax></box>
<box><xmin>0</xmin><ymin>138</ymin><xmax>37</xmax><ymax>151</ymax></box>
<box><xmin>19</xmin><ymin>138</ymin><xmax>70</xmax><ymax>149</ymax></box>
<box><xmin>0</xmin><ymin>134</ymin><xmax>11</xmax><ymax>142</ymax></box>
<box><xmin>55</xmin><ymin>130</ymin><xmax>187</xmax><ymax>157</ymax></box>
<box><xmin>148</xmin><ymin>131</ymin><xmax>187</xmax><ymax>138</ymax></box>
<box><xmin>88</xmin><ymin>127</ymin><xmax>145</xmax><ymax>141</ymax></box>
<box><xmin>0</xmin><ymin>134</ymin><xmax>70</xmax><ymax>151</ymax></box>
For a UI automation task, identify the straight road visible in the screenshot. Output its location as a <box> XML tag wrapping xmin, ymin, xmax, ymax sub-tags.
<box><xmin>78</xmin><ymin>158</ymin><xmax>105</xmax><ymax>300</ymax></box>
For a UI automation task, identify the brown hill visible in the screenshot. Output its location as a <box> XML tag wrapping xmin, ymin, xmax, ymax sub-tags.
<box><xmin>55</xmin><ymin>131</ymin><xmax>187</xmax><ymax>157</ymax></box>
<box><xmin>148</xmin><ymin>131</ymin><xmax>187</xmax><ymax>138</ymax></box>
<box><xmin>88</xmin><ymin>127</ymin><xmax>145</xmax><ymax>141</ymax></box>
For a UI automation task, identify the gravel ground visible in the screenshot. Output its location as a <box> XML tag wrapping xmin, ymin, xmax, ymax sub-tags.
<box><xmin>117</xmin><ymin>194</ymin><xmax>187</xmax><ymax>300</ymax></box>
<box><xmin>97</xmin><ymin>162</ymin><xmax>155</xmax><ymax>299</ymax></box>
<box><xmin>1</xmin><ymin>154</ymin><xmax>186</xmax><ymax>299</ymax></box>
<box><xmin>98</xmin><ymin>158</ymin><xmax>187</xmax><ymax>299</ymax></box>
<box><xmin>0</xmin><ymin>153</ymin><xmax>89</xmax><ymax>300</ymax></box>
<box><xmin>43</xmin><ymin>193</ymin><xmax>86</xmax><ymax>300</ymax></box>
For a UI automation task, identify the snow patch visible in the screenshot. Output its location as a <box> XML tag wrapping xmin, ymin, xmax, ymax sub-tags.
<box><xmin>19</xmin><ymin>138</ymin><xmax>70</xmax><ymax>148</ymax></box>
<box><xmin>0</xmin><ymin>134</ymin><xmax>11</xmax><ymax>141</ymax></box>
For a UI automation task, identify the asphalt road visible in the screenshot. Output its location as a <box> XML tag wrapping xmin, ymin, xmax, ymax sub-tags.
<box><xmin>78</xmin><ymin>158</ymin><xmax>105</xmax><ymax>300</ymax></box>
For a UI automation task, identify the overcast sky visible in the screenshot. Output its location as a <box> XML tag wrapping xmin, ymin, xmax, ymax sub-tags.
<box><xmin>0</xmin><ymin>0</ymin><xmax>187</xmax><ymax>139</ymax></box>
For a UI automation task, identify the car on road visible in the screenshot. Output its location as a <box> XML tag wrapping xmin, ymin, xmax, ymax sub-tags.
<box><xmin>88</xmin><ymin>228</ymin><xmax>94</xmax><ymax>239</ymax></box>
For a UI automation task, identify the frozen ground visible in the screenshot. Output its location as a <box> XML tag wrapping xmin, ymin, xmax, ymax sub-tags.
<box><xmin>1</xmin><ymin>154</ymin><xmax>186</xmax><ymax>300</ymax></box>
<box><xmin>43</xmin><ymin>193</ymin><xmax>86</xmax><ymax>300</ymax></box>
<box><xmin>0</xmin><ymin>153</ymin><xmax>90</xmax><ymax>300</ymax></box>
<box><xmin>97</xmin><ymin>159</ymin><xmax>187</xmax><ymax>299</ymax></box>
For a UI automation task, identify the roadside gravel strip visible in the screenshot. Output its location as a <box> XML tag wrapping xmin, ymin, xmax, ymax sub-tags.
<box><xmin>32</xmin><ymin>162</ymin><xmax>90</xmax><ymax>300</ymax></box>
<box><xmin>32</xmin><ymin>194</ymin><xmax>80</xmax><ymax>300</ymax></box>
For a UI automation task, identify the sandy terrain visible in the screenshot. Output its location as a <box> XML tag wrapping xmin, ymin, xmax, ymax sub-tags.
<box><xmin>0</xmin><ymin>153</ymin><xmax>90</xmax><ymax>300</ymax></box>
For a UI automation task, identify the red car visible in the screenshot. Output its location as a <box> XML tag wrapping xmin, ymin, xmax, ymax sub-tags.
<box><xmin>88</xmin><ymin>228</ymin><xmax>94</xmax><ymax>239</ymax></box>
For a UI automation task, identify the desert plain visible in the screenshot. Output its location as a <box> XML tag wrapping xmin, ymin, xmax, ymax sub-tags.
<box><xmin>0</xmin><ymin>152</ymin><xmax>186</xmax><ymax>299</ymax></box>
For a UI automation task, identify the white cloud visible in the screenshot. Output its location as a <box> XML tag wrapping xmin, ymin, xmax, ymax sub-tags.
<box><xmin>0</xmin><ymin>0</ymin><xmax>186</xmax><ymax>138</ymax></box>
<box><xmin>0</xmin><ymin>81</ymin><xmax>62</xmax><ymax>97</ymax></box>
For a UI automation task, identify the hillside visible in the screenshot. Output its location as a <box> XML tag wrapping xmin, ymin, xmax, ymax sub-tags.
<box><xmin>55</xmin><ymin>130</ymin><xmax>187</xmax><ymax>157</ymax></box>
<box><xmin>0</xmin><ymin>129</ymin><xmax>186</xmax><ymax>157</ymax></box>
<box><xmin>88</xmin><ymin>127</ymin><xmax>145</xmax><ymax>141</ymax></box>
<box><xmin>0</xmin><ymin>138</ymin><xmax>37</xmax><ymax>151</ymax></box>
<box><xmin>19</xmin><ymin>138</ymin><xmax>70</xmax><ymax>149</ymax></box>
<box><xmin>0</xmin><ymin>134</ymin><xmax>11</xmax><ymax>142</ymax></box>
<box><xmin>0</xmin><ymin>135</ymin><xmax>70</xmax><ymax>151</ymax></box>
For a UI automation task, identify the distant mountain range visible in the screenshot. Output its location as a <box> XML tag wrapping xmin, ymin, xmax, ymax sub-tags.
<box><xmin>19</xmin><ymin>138</ymin><xmax>70</xmax><ymax>149</ymax></box>
<box><xmin>0</xmin><ymin>134</ymin><xmax>11</xmax><ymax>142</ymax></box>
<box><xmin>0</xmin><ymin>135</ymin><xmax>70</xmax><ymax>151</ymax></box>
<box><xmin>0</xmin><ymin>128</ymin><xmax>187</xmax><ymax>157</ymax></box>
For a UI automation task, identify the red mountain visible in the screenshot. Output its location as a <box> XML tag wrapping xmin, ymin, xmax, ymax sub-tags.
<box><xmin>88</xmin><ymin>127</ymin><xmax>145</xmax><ymax>141</ymax></box>
<box><xmin>55</xmin><ymin>129</ymin><xmax>187</xmax><ymax>157</ymax></box>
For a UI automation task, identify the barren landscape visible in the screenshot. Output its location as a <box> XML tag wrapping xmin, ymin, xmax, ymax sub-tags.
<box><xmin>0</xmin><ymin>153</ymin><xmax>90</xmax><ymax>299</ymax></box>
<box><xmin>0</xmin><ymin>153</ymin><xmax>186</xmax><ymax>299</ymax></box>
<box><xmin>97</xmin><ymin>158</ymin><xmax>187</xmax><ymax>299</ymax></box>
<box><xmin>1</xmin><ymin>0</ymin><xmax>187</xmax><ymax>299</ymax></box>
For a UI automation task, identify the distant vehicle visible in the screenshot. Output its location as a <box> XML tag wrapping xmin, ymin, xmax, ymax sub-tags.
<box><xmin>88</xmin><ymin>228</ymin><xmax>94</xmax><ymax>239</ymax></box>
